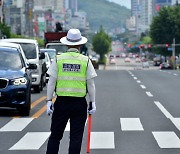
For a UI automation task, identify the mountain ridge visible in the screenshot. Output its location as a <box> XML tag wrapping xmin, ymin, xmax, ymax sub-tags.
<box><xmin>78</xmin><ymin>0</ymin><xmax>131</xmax><ymax>31</ymax></box>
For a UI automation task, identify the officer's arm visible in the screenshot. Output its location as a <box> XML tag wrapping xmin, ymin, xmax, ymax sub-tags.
<box><xmin>47</xmin><ymin>75</ymin><xmax>56</xmax><ymax>101</ymax></box>
<box><xmin>87</xmin><ymin>78</ymin><xmax>95</xmax><ymax>102</ymax></box>
<box><xmin>46</xmin><ymin>59</ymin><xmax>58</xmax><ymax>101</ymax></box>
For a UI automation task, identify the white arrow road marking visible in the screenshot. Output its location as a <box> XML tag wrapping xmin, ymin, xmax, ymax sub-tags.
<box><xmin>90</xmin><ymin>132</ymin><xmax>115</xmax><ymax>149</ymax></box>
<box><xmin>154</xmin><ymin>101</ymin><xmax>173</xmax><ymax>119</ymax></box>
<box><xmin>120</xmin><ymin>118</ymin><xmax>144</xmax><ymax>131</ymax></box>
<box><xmin>9</xmin><ymin>132</ymin><xmax>51</xmax><ymax>150</ymax></box>
<box><xmin>152</xmin><ymin>132</ymin><xmax>180</xmax><ymax>148</ymax></box>
<box><xmin>146</xmin><ymin>92</ymin><xmax>153</xmax><ymax>97</ymax></box>
<box><xmin>140</xmin><ymin>85</ymin><xmax>146</xmax><ymax>89</ymax></box>
<box><xmin>0</xmin><ymin>118</ymin><xmax>33</xmax><ymax>132</ymax></box>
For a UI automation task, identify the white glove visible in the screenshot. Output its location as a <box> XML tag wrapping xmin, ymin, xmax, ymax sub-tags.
<box><xmin>47</xmin><ymin>101</ymin><xmax>54</xmax><ymax>116</ymax></box>
<box><xmin>88</xmin><ymin>102</ymin><xmax>96</xmax><ymax>114</ymax></box>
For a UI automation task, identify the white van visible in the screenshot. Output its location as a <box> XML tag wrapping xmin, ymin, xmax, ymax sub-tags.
<box><xmin>1</xmin><ymin>39</ymin><xmax>45</xmax><ymax>93</ymax></box>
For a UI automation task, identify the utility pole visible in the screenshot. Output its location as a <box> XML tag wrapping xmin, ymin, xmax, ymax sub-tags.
<box><xmin>172</xmin><ymin>38</ymin><xmax>176</xmax><ymax>70</ymax></box>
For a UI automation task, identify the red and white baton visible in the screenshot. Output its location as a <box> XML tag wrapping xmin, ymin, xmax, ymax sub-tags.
<box><xmin>87</xmin><ymin>102</ymin><xmax>93</xmax><ymax>153</ymax></box>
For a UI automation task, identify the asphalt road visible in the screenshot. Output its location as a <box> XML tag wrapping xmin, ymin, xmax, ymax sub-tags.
<box><xmin>1</xmin><ymin>62</ymin><xmax>180</xmax><ymax>153</ymax></box>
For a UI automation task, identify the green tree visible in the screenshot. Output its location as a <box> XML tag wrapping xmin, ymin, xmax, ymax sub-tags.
<box><xmin>150</xmin><ymin>6</ymin><xmax>180</xmax><ymax>56</ymax></box>
<box><xmin>0</xmin><ymin>23</ymin><xmax>10</xmax><ymax>38</ymax></box>
<box><xmin>92</xmin><ymin>26</ymin><xmax>112</xmax><ymax>63</ymax></box>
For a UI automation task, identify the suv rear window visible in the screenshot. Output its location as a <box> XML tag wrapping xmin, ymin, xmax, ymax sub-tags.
<box><xmin>18</xmin><ymin>43</ymin><xmax>37</xmax><ymax>59</ymax></box>
<box><xmin>0</xmin><ymin>49</ymin><xmax>22</xmax><ymax>70</ymax></box>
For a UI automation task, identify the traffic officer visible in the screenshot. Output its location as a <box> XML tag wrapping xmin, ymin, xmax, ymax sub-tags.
<box><xmin>46</xmin><ymin>29</ymin><xmax>97</xmax><ymax>154</ymax></box>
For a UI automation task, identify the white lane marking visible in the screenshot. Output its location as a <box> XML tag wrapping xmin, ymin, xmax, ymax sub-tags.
<box><xmin>133</xmin><ymin>77</ymin><xmax>137</xmax><ymax>80</ymax></box>
<box><xmin>90</xmin><ymin>132</ymin><xmax>115</xmax><ymax>149</ymax></box>
<box><xmin>170</xmin><ymin>118</ymin><xmax>180</xmax><ymax>131</ymax></box>
<box><xmin>137</xmin><ymin>80</ymin><xmax>141</xmax><ymax>83</ymax></box>
<box><xmin>0</xmin><ymin>118</ymin><xmax>33</xmax><ymax>132</ymax></box>
<box><xmin>120</xmin><ymin>118</ymin><xmax>144</xmax><ymax>131</ymax></box>
<box><xmin>174</xmin><ymin>73</ymin><xmax>178</xmax><ymax>76</ymax></box>
<box><xmin>146</xmin><ymin>92</ymin><xmax>153</xmax><ymax>97</ymax></box>
<box><xmin>131</xmin><ymin>74</ymin><xmax>135</xmax><ymax>77</ymax></box>
<box><xmin>154</xmin><ymin>101</ymin><xmax>173</xmax><ymax>119</ymax></box>
<box><xmin>140</xmin><ymin>85</ymin><xmax>146</xmax><ymax>89</ymax></box>
<box><xmin>152</xmin><ymin>132</ymin><xmax>180</xmax><ymax>148</ymax></box>
<box><xmin>9</xmin><ymin>132</ymin><xmax>51</xmax><ymax>150</ymax></box>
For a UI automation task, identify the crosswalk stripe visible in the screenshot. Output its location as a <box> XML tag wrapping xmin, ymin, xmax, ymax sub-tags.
<box><xmin>0</xmin><ymin>118</ymin><xmax>33</xmax><ymax>132</ymax></box>
<box><xmin>152</xmin><ymin>131</ymin><xmax>180</xmax><ymax>148</ymax></box>
<box><xmin>65</xmin><ymin>120</ymin><xmax>70</xmax><ymax>131</ymax></box>
<box><xmin>120</xmin><ymin>118</ymin><xmax>144</xmax><ymax>131</ymax></box>
<box><xmin>154</xmin><ymin>101</ymin><xmax>173</xmax><ymax>119</ymax></box>
<box><xmin>170</xmin><ymin>118</ymin><xmax>180</xmax><ymax>131</ymax></box>
<box><xmin>9</xmin><ymin>132</ymin><xmax>50</xmax><ymax>150</ymax></box>
<box><xmin>90</xmin><ymin>132</ymin><xmax>115</xmax><ymax>149</ymax></box>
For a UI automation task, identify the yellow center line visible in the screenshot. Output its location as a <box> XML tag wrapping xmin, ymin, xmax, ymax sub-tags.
<box><xmin>32</xmin><ymin>97</ymin><xmax>56</xmax><ymax>118</ymax></box>
<box><xmin>13</xmin><ymin>96</ymin><xmax>47</xmax><ymax>118</ymax></box>
<box><xmin>31</xmin><ymin>96</ymin><xmax>47</xmax><ymax>109</ymax></box>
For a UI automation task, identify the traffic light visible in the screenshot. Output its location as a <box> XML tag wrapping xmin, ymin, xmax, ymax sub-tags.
<box><xmin>148</xmin><ymin>44</ymin><xmax>152</xmax><ymax>48</ymax></box>
<box><xmin>165</xmin><ymin>44</ymin><xmax>169</xmax><ymax>47</ymax></box>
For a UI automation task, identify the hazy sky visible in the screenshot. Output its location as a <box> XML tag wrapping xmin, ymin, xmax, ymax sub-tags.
<box><xmin>108</xmin><ymin>0</ymin><xmax>131</xmax><ymax>9</ymax></box>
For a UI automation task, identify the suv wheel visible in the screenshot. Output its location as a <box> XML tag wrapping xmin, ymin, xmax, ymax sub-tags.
<box><xmin>18</xmin><ymin>91</ymin><xmax>31</xmax><ymax>116</ymax></box>
<box><xmin>34</xmin><ymin>85</ymin><xmax>40</xmax><ymax>93</ymax></box>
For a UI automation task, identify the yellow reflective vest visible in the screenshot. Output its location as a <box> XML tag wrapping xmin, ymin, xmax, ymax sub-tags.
<box><xmin>56</xmin><ymin>51</ymin><xmax>89</xmax><ymax>97</ymax></box>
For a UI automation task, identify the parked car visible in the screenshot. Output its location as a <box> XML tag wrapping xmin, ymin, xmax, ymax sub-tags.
<box><xmin>46</xmin><ymin>42</ymin><xmax>67</xmax><ymax>55</ymax></box>
<box><xmin>176</xmin><ymin>58</ymin><xmax>180</xmax><ymax>69</ymax></box>
<box><xmin>110</xmin><ymin>57</ymin><xmax>116</xmax><ymax>64</ymax></box>
<box><xmin>90</xmin><ymin>55</ymin><xmax>99</xmax><ymax>69</ymax></box>
<box><xmin>142</xmin><ymin>61</ymin><xmax>150</xmax><ymax>68</ymax></box>
<box><xmin>135</xmin><ymin>57</ymin><xmax>141</xmax><ymax>63</ymax></box>
<box><xmin>153</xmin><ymin>56</ymin><xmax>162</xmax><ymax>66</ymax></box>
<box><xmin>0</xmin><ymin>47</ymin><xmax>36</xmax><ymax>116</ymax></box>
<box><xmin>40</xmin><ymin>48</ymin><xmax>57</xmax><ymax>62</ymax></box>
<box><xmin>124</xmin><ymin>57</ymin><xmax>131</xmax><ymax>63</ymax></box>
<box><xmin>160</xmin><ymin>62</ymin><xmax>172</xmax><ymax>70</ymax></box>
<box><xmin>0</xmin><ymin>39</ymin><xmax>45</xmax><ymax>93</ymax></box>
<box><xmin>41</xmin><ymin>52</ymin><xmax>51</xmax><ymax>82</ymax></box>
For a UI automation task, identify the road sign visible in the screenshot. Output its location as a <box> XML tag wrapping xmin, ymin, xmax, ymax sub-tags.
<box><xmin>168</xmin><ymin>48</ymin><xmax>172</xmax><ymax>51</ymax></box>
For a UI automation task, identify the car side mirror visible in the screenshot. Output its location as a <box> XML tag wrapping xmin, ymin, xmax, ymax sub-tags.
<box><xmin>28</xmin><ymin>63</ymin><xmax>37</xmax><ymax>69</ymax></box>
<box><xmin>39</xmin><ymin>52</ymin><xmax>45</xmax><ymax>59</ymax></box>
